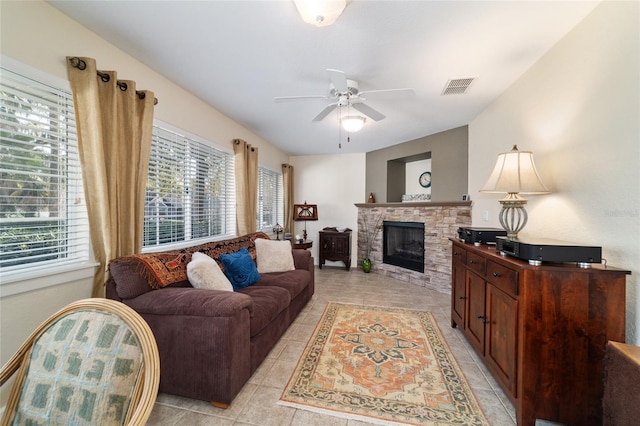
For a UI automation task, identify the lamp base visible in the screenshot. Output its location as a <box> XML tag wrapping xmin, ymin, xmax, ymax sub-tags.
<box><xmin>498</xmin><ymin>193</ymin><xmax>528</xmax><ymax>239</ymax></box>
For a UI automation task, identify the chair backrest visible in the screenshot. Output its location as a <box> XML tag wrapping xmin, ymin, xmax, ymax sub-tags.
<box><xmin>1</xmin><ymin>298</ymin><xmax>160</xmax><ymax>426</ymax></box>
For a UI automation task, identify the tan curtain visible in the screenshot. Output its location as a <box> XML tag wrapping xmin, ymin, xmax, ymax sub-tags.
<box><xmin>67</xmin><ymin>57</ymin><xmax>155</xmax><ymax>297</ymax></box>
<box><xmin>233</xmin><ymin>139</ymin><xmax>258</xmax><ymax>236</ymax></box>
<box><xmin>282</xmin><ymin>164</ymin><xmax>294</xmax><ymax>234</ymax></box>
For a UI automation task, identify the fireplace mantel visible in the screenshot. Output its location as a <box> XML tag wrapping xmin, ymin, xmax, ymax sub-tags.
<box><xmin>355</xmin><ymin>201</ymin><xmax>471</xmax><ymax>209</ymax></box>
<box><xmin>355</xmin><ymin>201</ymin><xmax>471</xmax><ymax>293</ymax></box>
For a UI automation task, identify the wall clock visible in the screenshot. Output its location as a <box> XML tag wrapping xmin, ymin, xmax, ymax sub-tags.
<box><xmin>419</xmin><ymin>171</ymin><xmax>432</xmax><ymax>188</ymax></box>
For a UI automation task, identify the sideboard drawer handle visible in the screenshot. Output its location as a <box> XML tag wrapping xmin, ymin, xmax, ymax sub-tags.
<box><xmin>493</xmin><ymin>272</ymin><xmax>501</xmax><ymax>278</ymax></box>
<box><xmin>469</xmin><ymin>260</ymin><xmax>475</xmax><ymax>264</ymax></box>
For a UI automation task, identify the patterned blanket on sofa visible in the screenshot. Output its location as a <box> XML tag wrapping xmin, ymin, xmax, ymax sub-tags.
<box><xmin>129</xmin><ymin>232</ymin><xmax>269</xmax><ymax>288</ymax></box>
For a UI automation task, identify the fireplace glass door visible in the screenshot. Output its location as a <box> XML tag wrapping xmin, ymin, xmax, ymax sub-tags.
<box><xmin>382</xmin><ymin>221</ymin><xmax>425</xmax><ymax>273</ymax></box>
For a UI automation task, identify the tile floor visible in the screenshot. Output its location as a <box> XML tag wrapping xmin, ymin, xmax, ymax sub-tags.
<box><xmin>146</xmin><ymin>266</ymin><xmax>517</xmax><ymax>425</ymax></box>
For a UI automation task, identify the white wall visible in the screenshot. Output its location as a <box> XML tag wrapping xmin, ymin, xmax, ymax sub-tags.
<box><xmin>0</xmin><ymin>0</ymin><xmax>290</xmax><ymax>405</ymax></box>
<box><xmin>289</xmin><ymin>154</ymin><xmax>366</xmax><ymax>267</ymax></box>
<box><xmin>405</xmin><ymin>159</ymin><xmax>432</xmax><ymax>196</ymax></box>
<box><xmin>469</xmin><ymin>1</ymin><xmax>639</xmax><ymax>344</ymax></box>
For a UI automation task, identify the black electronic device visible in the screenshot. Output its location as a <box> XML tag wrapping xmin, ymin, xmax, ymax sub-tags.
<box><xmin>496</xmin><ymin>237</ymin><xmax>602</xmax><ymax>266</ymax></box>
<box><xmin>457</xmin><ymin>227</ymin><xmax>507</xmax><ymax>245</ymax></box>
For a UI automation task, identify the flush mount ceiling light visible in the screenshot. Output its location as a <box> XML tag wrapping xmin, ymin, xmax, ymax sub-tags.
<box><xmin>341</xmin><ymin>115</ymin><xmax>365</xmax><ymax>133</ymax></box>
<box><xmin>293</xmin><ymin>0</ymin><xmax>347</xmax><ymax>27</ymax></box>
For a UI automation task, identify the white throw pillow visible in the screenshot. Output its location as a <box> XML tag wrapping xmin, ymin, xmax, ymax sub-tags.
<box><xmin>187</xmin><ymin>252</ymin><xmax>233</xmax><ymax>291</ymax></box>
<box><xmin>255</xmin><ymin>238</ymin><xmax>296</xmax><ymax>273</ymax></box>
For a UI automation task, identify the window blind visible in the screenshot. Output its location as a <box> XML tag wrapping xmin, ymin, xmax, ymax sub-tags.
<box><xmin>257</xmin><ymin>166</ymin><xmax>284</xmax><ymax>232</ymax></box>
<box><xmin>144</xmin><ymin>126</ymin><xmax>235</xmax><ymax>249</ymax></box>
<box><xmin>0</xmin><ymin>67</ymin><xmax>89</xmax><ymax>274</ymax></box>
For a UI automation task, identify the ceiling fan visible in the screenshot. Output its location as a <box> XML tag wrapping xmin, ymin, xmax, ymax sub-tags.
<box><xmin>274</xmin><ymin>69</ymin><xmax>415</xmax><ymax>128</ymax></box>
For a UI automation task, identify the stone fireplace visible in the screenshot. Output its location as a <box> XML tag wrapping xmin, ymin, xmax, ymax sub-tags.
<box><xmin>383</xmin><ymin>221</ymin><xmax>425</xmax><ymax>273</ymax></box>
<box><xmin>356</xmin><ymin>202</ymin><xmax>471</xmax><ymax>294</ymax></box>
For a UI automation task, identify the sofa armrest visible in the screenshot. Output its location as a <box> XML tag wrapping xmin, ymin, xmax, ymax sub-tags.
<box><xmin>125</xmin><ymin>288</ymin><xmax>254</xmax><ymax>318</ymax></box>
<box><xmin>293</xmin><ymin>249</ymin><xmax>313</xmax><ymax>271</ymax></box>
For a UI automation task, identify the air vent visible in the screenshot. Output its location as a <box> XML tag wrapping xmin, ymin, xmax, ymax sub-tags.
<box><xmin>442</xmin><ymin>77</ymin><xmax>475</xmax><ymax>95</ymax></box>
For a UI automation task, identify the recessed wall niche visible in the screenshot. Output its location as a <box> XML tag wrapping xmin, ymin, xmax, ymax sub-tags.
<box><xmin>386</xmin><ymin>152</ymin><xmax>431</xmax><ymax>202</ymax></box>
<box><xmin>365</xmin><ymin>125</ymin><xmax>468</xmax><ymax>203</ymax></box>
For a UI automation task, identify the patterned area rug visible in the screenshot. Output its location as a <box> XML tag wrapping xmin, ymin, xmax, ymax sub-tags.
<box><xmin>279</xmin><ymin>303</ymin><xmax>489</xmax><ymax>425</ymax></box>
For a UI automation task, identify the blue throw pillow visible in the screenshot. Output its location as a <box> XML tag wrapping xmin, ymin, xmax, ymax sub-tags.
<box><xmin>219</xmin><ymin>248</ymin><xmax>261</xmax><ymax>290</ymax></box>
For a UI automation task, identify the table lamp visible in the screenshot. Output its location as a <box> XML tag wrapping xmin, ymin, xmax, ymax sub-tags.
<box><xmin>480</xmin><ymin>145</ymin><xmax>550</xmax><ymax>239</ymax></box>
<box><xmin>293</xmin><ymin>202</ymin><xmax>318</xmax><ymax>241</ymax></box>
<box><xmin>273</xmin><ymin>223</ymin><xmax>284</xmax><ymax>240</ymax></box>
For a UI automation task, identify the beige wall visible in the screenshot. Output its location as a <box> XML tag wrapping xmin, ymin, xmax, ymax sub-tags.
<box><xmin>0</xmin><ymin>0</ymin><xmax>290</xmax><ymax>405</ymax></box>
<box><xmin>366</xmin><ymin>126</ymin><xmax>468</xmax><ymax>203</ymax></box>
<box><xmin>469</xmin><ymin>1</ymin><xmax>640</xmax><ymax>344</ymax></box>
<box><xmin>289</xmin><ymin>153</ymin><xmax>366</xmax><ymax>267</ymax></box>
<box><xmin>0</xmin><ymin>0</ymin><xmax>288</xmax><ymax>170</ymax></box>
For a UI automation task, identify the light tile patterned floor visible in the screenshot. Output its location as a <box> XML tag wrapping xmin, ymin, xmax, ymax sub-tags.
<box><xmin>146</xmin><ymin>266</ymin><xmax>516</xmax><ymax>425</ymax></box>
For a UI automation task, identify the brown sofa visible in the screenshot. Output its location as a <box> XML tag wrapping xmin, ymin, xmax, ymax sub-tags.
<box><xmin>105</xmin><ymin>232</ymin><xmax>314</xmax><ymax>407</ymax></box>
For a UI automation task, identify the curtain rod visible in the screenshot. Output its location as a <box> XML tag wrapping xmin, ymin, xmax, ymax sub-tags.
<box><xmin>69</xmin><ymin>57</ymin><xmax>158</xmax><ymax>105</ymax></box>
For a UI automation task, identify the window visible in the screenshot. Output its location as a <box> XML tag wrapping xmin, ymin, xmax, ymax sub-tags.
<box><xmin>0</xmin><ymin>66</ymin><xmax>89</xmax><ymax>275</ymax></box>
<box><xmin>257</xmin><ymin>166</ymin><xmax>283</xmax><ymax>232</ymax></box>
<box><xmin>144</xmin><ymin>125</ymin><xmax>235</xmax><ymax>249</ymax></box>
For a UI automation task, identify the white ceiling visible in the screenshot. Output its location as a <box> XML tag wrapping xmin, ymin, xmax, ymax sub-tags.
<box><xmin>48</xmin><ymin>0</ymin><xmax>599</xmax><ymax>155</ymax></box>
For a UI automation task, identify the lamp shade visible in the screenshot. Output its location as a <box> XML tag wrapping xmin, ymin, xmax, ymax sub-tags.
<box><xmin>480</xmin><ymin>145</ymin><xmax>550</xmax><ymax>194</ymax></box>
<box><xmin>293</xmin><ymin>203</ymin><xmax>318</xmax><ymax>220</ymax></box>
<box><xmin>293</xmin><ymin>0</ymin><xmax>347</xmax><ymax>27</ymax></box>
<box><xmin>341</xmin><ymin>115</ymin><xmax>365</xmax><ymax>133</ymax></box>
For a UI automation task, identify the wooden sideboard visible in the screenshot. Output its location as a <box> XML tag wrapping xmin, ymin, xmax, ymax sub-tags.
<box><xmin>450</xmin><ymin>239</ymin><xmax>630</xmax><ymax>426</ymax></box>
<box><xmin>319</xmin><ymin>228</ymin><xmax>351</xmax><ymax>270</ymax></box>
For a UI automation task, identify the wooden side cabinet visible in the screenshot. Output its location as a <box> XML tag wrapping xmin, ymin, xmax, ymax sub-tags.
<box><xmin>450</xmin><ymin>239</ymin><xmax>630</xmax><ymax>426</ymax></box>
<box><xmin>319</xmin><ymin>228</ymin><xmax>351</xmax><ymax>270</ymax></box>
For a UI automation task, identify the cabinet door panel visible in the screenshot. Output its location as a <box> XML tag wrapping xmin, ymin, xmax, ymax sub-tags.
<box><xmin>465</xmin><ymin>272</ymin><xmax>486</xmax><ymax>354</ymax></box>
<box><xmin>486</xmin><ymin>284</ymin><xmax>518</xmax><ymax>396</ymax></box>
<box><xmin>334</xmin><ymin>237</ymin><xmax>348</xmax><ymax>255</ymax></box>
<box><xmin>451</xmin><ymin>259</ymin><xmax>466</xmax><ymax>328</ymax></box>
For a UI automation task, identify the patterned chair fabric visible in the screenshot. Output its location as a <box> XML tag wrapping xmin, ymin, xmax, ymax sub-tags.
<box><xmin>1</xmin><ymin>299</ymin><xmax>160</xmax><ymax>426</ymax></box>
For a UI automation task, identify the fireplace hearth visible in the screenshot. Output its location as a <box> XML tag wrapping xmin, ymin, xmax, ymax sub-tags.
<box><xmin>383</xmin><ymin>221</ymin><xmax>425</xmax><ymax>273</ymax></box>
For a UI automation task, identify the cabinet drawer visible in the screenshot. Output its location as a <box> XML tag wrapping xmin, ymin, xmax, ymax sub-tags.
<box><xmin>466</xmin><ymin>251</ymin><xmax>486</xmax><ymax>275</ymax></box>
<box><xmin>487</xmin><ymin>261</ymin><xmax>518</xmax><ymax>296</ymax></box>
<box><xmin>452</xmin><ymin>247</ymin><xmax>467</xmax><ymax>264</ymax></box>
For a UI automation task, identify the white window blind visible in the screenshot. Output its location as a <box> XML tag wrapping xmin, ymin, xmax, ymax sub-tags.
<box><xmin>0</xmin><ymin>67</ymin><xmax>89</xmax><ymax>274</ymax></box>
<box><xmin>144</xmin><ymin>126</ymin><xmax>235</xmax><ymax>249</ymax></box>
<box><xmin>257</xmin><ymin>166</ymin><xmax>284</xmax><ymax>232</ymax></box>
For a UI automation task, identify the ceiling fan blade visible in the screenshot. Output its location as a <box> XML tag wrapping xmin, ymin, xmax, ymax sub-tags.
<box><xmin>358</xmin><ymin>88</ymin><xmax>415</xmax><ymax>100</ymax></box>
<box><xmin>327</xmin><ymin>69</ymin><xmax>348</xmax><ymax>93</ymax></box>
<box><xmin>352</xmin><ymin>102</ymin><xmax>386</xmax><ymax>121</ymax></box>
<box><xmin>313</xmin><ymin>103</ymin><xmax>338</xmax><ymax>121</ymax></box>
<box><xmin>274</xmin><ymin>95</ymin><xmax>328</xmax><ymax>103</ymax></box>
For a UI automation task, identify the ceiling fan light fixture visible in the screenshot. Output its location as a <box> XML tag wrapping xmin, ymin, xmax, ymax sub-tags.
<box><xmin>341</xmin><ymin>115</ymin><xmax>365</xmax><ymax>133</ymax></box>
<box><xmin>293</xmin><ymin>0</ymin><xmax>347</xmax><ymax>28</ymax></box>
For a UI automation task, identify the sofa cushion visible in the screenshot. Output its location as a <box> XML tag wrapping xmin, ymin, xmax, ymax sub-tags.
<box><xmin>255</xmin><ymin>270</ymin><xmax>311</xmax><ymax>300</ymax></box>
<box><xmin>187</xmin><ymin>252</ymin><xmax>233</xmax><ymax>291</ymax></box>
<box><xmin>109</xmin><ymin>257</ymin><xmax>157</xmax><ymax>299</ymax></box>
<box><xmin>126</xmin><ymin>287</ymin><xmax>253</xmax><ymax>317</ymax></box>
<box><xmin>255</xmin><ymin>239</ymin><xmax>295</xmax><ymax>273</ymax></box>
<box><xmin>220</xmin><ymin>248</ymin><xmax>261</xmax><ymax>290</ymax></box>
<box><xmin>238</xmin><ymin>286</ymin><xmax>290</xmax><ymax>337</ymax></box>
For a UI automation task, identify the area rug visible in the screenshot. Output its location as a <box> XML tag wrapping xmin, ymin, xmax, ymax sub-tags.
<box><xmin>279</xmin><ymin>302</ymin><xmax>489</xmax><ymax>425</ymax></box>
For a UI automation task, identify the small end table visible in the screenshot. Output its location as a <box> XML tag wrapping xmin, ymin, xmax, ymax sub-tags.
<box><xmin>292</xmin><ymin>240</ymin><xmax>313</xmax><ymax>250</ymax></box>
